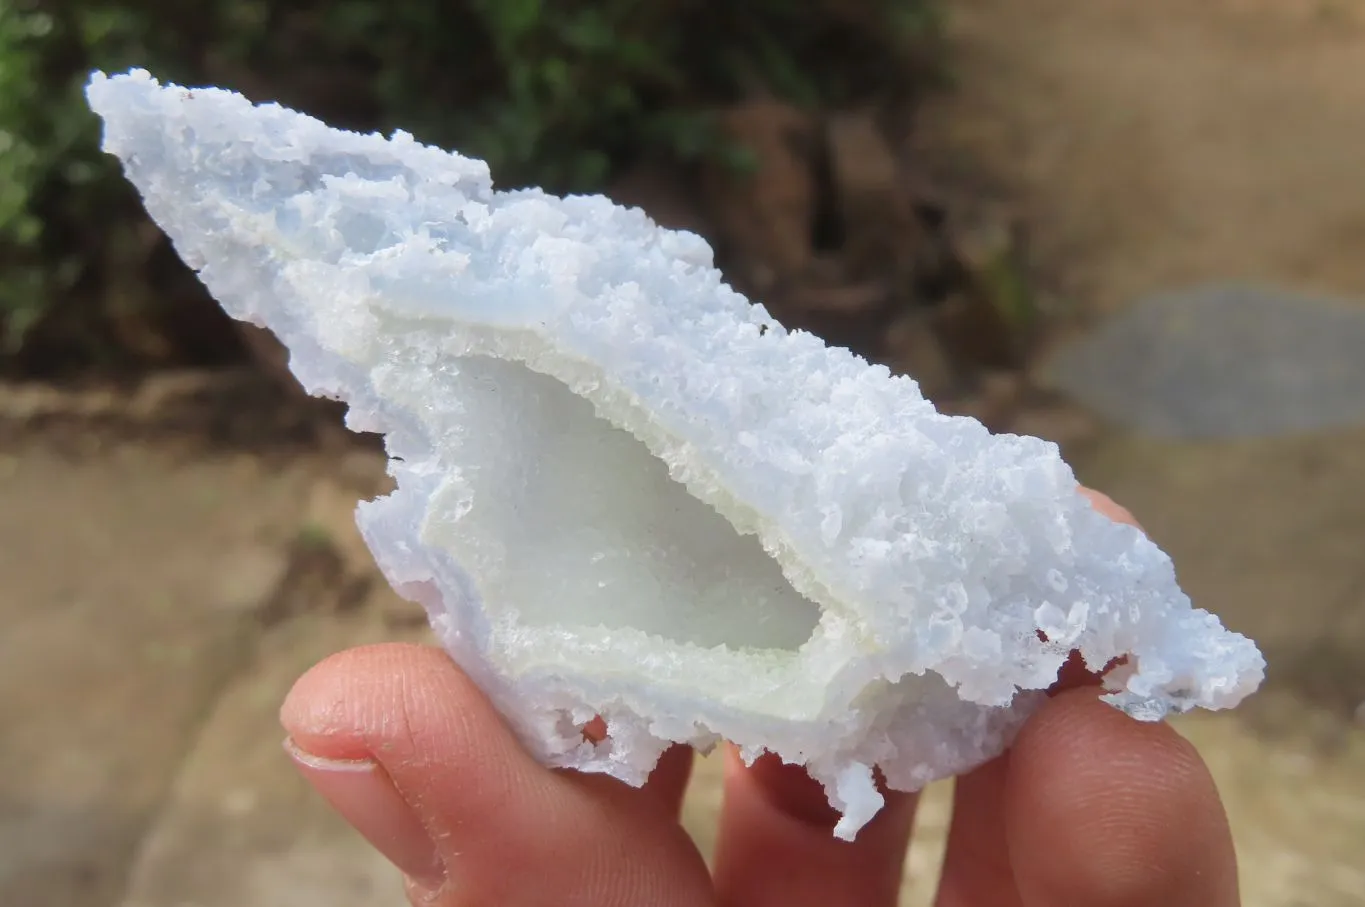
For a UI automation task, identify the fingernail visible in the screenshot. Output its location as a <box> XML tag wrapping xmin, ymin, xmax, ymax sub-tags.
<box><xmin>284</xmin><ymin>737</ymin><xmax>446</xmax><ymax>890</ymax></box>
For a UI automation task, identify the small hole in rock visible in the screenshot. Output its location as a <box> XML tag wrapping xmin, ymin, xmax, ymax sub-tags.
<box><xmin>580</xmin><ymin>716</ymin><xmax>608</xmax><ymax>744</ymax></box>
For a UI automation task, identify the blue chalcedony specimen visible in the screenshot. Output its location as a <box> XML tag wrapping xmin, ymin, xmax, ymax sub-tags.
<box><xmin>87</xmin><ymin>70</ymin><xmax>1264</xmax><ymax>840</ymax></box>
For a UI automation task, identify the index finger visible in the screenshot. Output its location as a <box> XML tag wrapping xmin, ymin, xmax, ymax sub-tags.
<box><xmin>1079</xmin><ymin>486</ymin><xmax>1141</xmax><ymax>528</ymax></box>
<box><xmin>1009</xmin><ymin>486</ymin><xmax>1240</xmax><ymax>906</ymax></box>
<box><xmin>1005</xmin><ymin>687</ymin><xmax>1241</xmax><ymax>907</ymax></box>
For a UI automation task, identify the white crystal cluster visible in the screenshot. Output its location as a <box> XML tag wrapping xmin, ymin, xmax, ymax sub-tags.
<box><xmin>87</xmin><ymin>70</ymin><xmax>1264</xmax><ymax>839</ymax></box>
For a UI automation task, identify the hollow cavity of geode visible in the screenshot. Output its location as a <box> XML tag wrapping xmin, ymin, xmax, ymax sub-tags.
<box><xmin>87</xmin><ymin>70</ymin><xmax>1265</xmax><ymax>840</ymax></box>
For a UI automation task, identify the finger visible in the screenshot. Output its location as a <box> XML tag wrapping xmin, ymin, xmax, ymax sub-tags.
<box><xmin>712</xmin><ymin>747</ymin><xmax>918</xmax><ymax>907</ymax></box>
<box><xmin>1005</xmin><ymin>688</ymin><xmax>1240</xmax><ymax>907</ymax></box>
<box><xmin>648</xmin><ymin>743</ymin><xmax>698</xmax><ymax>818</ymax></box>
<box><xmin>1079</xmin><ymin>485</ymin><xmax>1141</xmax><ymax>529</ymax></box>
<box><xmin>933</xmin><ymin>754</ymin><xmax>1022</xmax><ymax>907</ymax></box>
<box><xmin>280</xmin><ymin>643</ymin><xmax>712</xmax><ymax>907</ymax></box>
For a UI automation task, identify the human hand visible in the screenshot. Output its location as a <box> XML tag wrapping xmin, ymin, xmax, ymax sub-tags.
<box><xmin>280</xmin><ymin>488</ymin><xmax>1240</xmax><ymax>906</ymax></box>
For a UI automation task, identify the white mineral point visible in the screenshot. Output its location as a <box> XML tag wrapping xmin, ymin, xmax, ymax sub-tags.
<box><xmin>86</xmin><ymin>69</ymin><xmax>1265</xmax><ymax>839</ymax></box>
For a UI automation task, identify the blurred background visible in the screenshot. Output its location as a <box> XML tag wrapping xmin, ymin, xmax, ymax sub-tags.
<box><xmin>2</xmin><ymin>0</ymin><xmax>1363</xmax><ymax>904</ymax></box>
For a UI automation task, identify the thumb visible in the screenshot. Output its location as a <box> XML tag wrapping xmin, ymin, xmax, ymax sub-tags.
<box><xmin>280</xmin><ymin>643</ymin><xmax>712</xmax><ymax>906</ymax></box>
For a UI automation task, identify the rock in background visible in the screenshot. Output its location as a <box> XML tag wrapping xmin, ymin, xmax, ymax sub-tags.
<box><xmin>1044</xmin><ymin>284</ymin><xmax>1365</xmax><ymax>439</ymax></box>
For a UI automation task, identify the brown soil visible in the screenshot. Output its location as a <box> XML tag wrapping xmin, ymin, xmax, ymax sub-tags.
<box><xmin>914</xmin><ymin>0</ymin><xmax>1365</xmax><ymax>318</ymax></box>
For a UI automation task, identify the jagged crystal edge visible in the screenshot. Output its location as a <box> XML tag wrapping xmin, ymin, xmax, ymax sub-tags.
<box><xmin>86</xmin><ymin>69</ymin><xmax>1265</xmax><ymax>840</ymax></box>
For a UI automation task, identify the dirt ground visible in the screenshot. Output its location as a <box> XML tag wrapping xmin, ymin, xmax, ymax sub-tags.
<box><xmin>4</xmin><ymin>0</ymin><xmax>1365</xmax><ymax>905</ymax></box>
<box><xmin>916</xmin><ymin>0</ymin><xmax>1365</xmax><ymax>313</ymax></box>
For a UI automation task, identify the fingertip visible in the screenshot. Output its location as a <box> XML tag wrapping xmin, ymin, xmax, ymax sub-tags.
<box><xmin>280</xmin><ymin>641</ymin><xmax>553</xmax><ymax>814</ymax></box>
<box><xmin>279</xmin><ymin>643</ymin><xmax>714</xmax><ymax>906</ymax></box>
<box><xmin>1079</xmin><ymin>486</ymin><xmax>1141</xmax><ymax>529</ymax></box>
<box><xmin>280</xmin><ymin>644</ymin><xmax>440</xmax><ymax>731</ymax></box>
<box><xmin>1005</xmin><ymin>689</ymin><xmax>1239</xmax><ymax>907</ymax></box>
<box><xmin>280</xmin><ymin>643</ymin><xmax>492</xmax><ymax>766</ymax></box>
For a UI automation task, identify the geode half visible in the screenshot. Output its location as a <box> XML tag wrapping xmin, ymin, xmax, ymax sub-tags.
<box><xmin>86</xmin><ymin>70</ymin><xmax>1264</xmax><ymax>839</ymax></box>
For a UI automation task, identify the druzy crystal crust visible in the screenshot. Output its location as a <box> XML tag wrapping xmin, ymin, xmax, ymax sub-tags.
<box><xmin>87</xmin><ymin>70</ymin><xmax>1264</xmax><ymax>839</ymax></box>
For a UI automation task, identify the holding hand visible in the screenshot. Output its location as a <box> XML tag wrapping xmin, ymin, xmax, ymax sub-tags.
<box><xmin>280</xmin><ymin>489</ymin><xmax>1241</xmax><ymax>906</ymax></box>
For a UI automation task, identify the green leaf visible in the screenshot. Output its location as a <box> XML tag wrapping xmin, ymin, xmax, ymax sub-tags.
<box><xmin>478</xmin><ymin>0</ymin><xmax>543</xmax><ymax>48</ymax></box>
<box><xmin>561</xmin><ymin>10</ymin><xmax>613</xmax><ymax>52</ymax></box>
<box><xmin>540</xmin><ymin>57</ymin><xmax>572</xmax><ymax>98</ymax></box>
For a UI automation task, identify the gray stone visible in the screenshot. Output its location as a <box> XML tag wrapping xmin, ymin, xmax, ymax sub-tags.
<box><xmin>1046</xmin><ymin>284</ymin><xmax>1365</xmax><ymax>439</ymax></box>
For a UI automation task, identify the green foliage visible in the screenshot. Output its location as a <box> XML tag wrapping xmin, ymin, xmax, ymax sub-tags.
<box><xmin>0</xmin><ymin>2</ymin><xmax>68</xmax><ymax>346</ymax></box>
<box><xmin>0</xmin><ymin>0</ymin><xmax>173</xmax><ymax>354</ymax></box>
<box><xmin>0</xmin><ymin>0</ymin><xmax>941</xmax><ymax>366</ymax></box>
